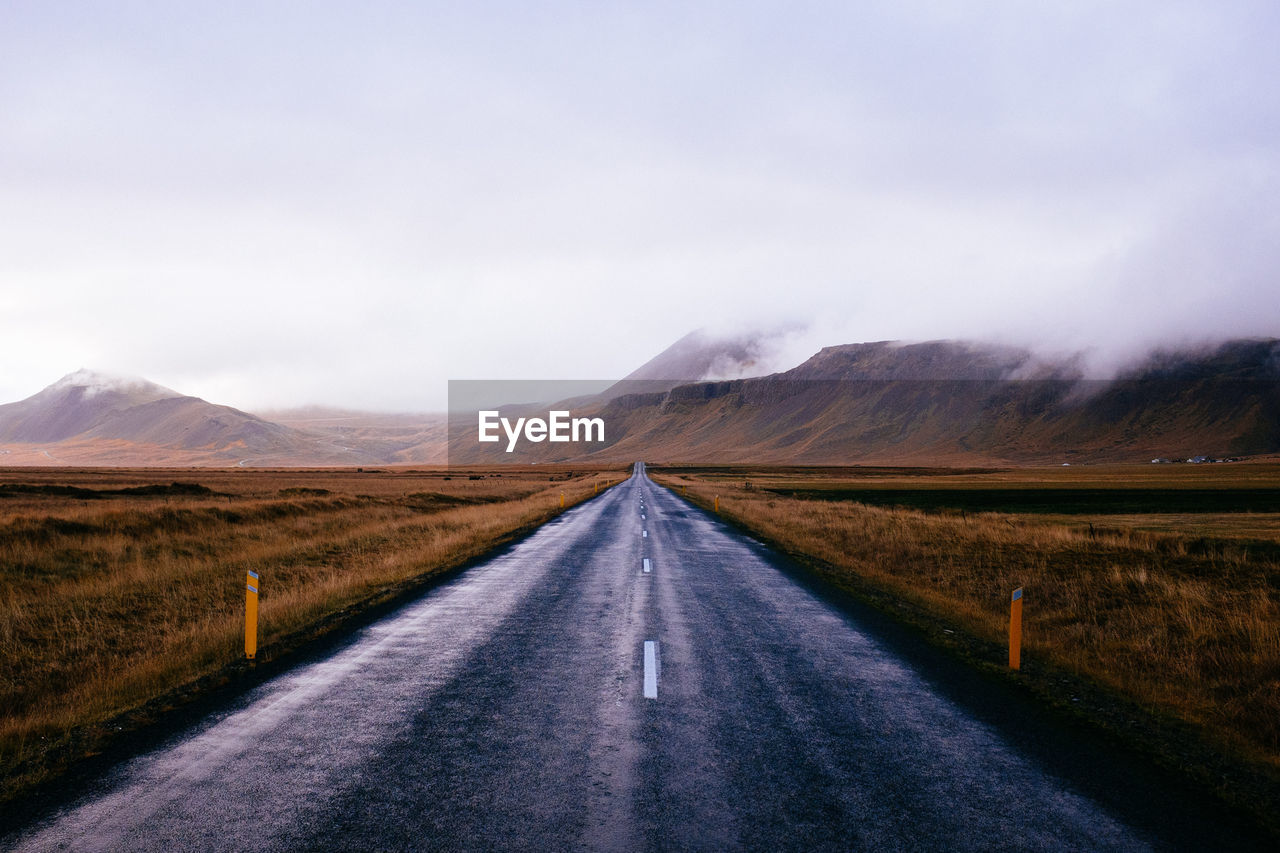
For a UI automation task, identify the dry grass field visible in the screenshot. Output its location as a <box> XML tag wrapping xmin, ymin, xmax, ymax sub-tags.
<box><xmin>651</xmin><ymin>464</ymin><xmax>1280</xmax><ymax>791</ymax></box>
<box><xmin>0</xmin><ymin>465</ymin><xmax>626</xmax><ymax>804</ymax></box>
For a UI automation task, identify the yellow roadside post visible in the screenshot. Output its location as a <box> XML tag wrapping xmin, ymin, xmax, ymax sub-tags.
<box><xmin>714</xmin><ymin>495</ymin><xmax>719</xmax><ymax>512</ymax></box>
<box><xmin>1009</xmin><ymin>587</ymin><xmax>1023</xmax><ymax>670</ymax></box>
<box><xmin>245</xmin><ymin>570</ymin><xmax>260</xmax><ymax>660</ymax></box>
<box><xmin>560</xmin><ymin>492</ymin><xmax>565</xmax><ymax>509</ymax></box>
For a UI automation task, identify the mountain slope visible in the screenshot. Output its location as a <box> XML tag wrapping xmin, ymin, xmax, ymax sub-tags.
<box><xmin>8</xmin><ymin>338</ymin><xmax>1278</xmax><ymax>467</ymax></box>
<box><xmin>595</xmin><ymin>339</ymin><xmax>1280</xmax><ymax>464</ymax></box>
<box><xmin>594</xmin><ymin>327</ymin><xmax>796</xmax><ymax>399</ymax></box>
<box><xmin>0</xmin><ymin>370</ymin><xmax>181</xmax><ymax>443</ymax></box>
<box><xmin>447</xmin><ymin>338</ymin><xmax>1280</xmax><ymax>465</ymax></box>
<box><xmin>622</xmin><ymin>328</ymin><xmax>778</xmax><ymax>381</ymax></box>
<box><xmin>0</xmin><ymin>371</ymin><xmax>443</xmax><ymax>466</ymax></box>
<box><xmin>260</xmin><ymin>408</ymin><xmax>447</xmax><ymax>465</ymax></box>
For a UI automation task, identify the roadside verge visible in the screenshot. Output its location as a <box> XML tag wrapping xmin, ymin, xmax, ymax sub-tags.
<box><xmin>650</xmin><ymin>473</ymin><xmax>1280</xmax><ymax>842</ymax></box>
<box><xmin>0</xmin><ymin>471</ymin><xmax>625</xmax><ymax>826</ymax></box>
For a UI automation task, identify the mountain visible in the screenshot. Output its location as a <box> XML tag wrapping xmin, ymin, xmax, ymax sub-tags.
<box><xmin>614</xmin><ymin>326</ymin><xmax>773</xmax><ymax>384</ymax></box>
<box><xmin>603</xmin><ymin>338</ymin><xmax>1280</xmax><ymax>464</ymax></box>
<box><xmin>448</xmin><ymin>338</ymin><xmax>1280</xmax><ymax>465</ymax></box>
<box><xmin>8</xmin><ymin>338</ymin><xmax>1279</xmax><ymax>467</ymax></box>
<box><xmin>0</xmin><ymin>370</ymin><xmax>182</xmax><ymax>443</ymax></box>
<box><xmin>259</xmin><ymin>407</ymin><xmax>447</xmax><ymax>465</ymax></box>
<box><xmin>0</xmin><ymin>371</ymin><xmax>444</xmax><ymax>466</ymax></box>
<box><xmin>603</xmin><ymin>328</ymin><xmax>781</xmax><ymax>396</ymax></box>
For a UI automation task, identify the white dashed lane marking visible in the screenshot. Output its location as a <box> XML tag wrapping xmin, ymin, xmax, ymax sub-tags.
<box><xmin>643</xmin><ymin>641</ymin><xmax>658</xmax><ymax>699</ymax></box>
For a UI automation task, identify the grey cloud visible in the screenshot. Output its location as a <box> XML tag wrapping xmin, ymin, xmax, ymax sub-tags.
<box><xmin>1</xmin><ymin>2</ymin><xmax>1276</xmax><ymax>410</ymax></box>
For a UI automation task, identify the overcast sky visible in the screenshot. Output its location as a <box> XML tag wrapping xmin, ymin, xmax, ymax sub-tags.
<box><xmin>2</xmin><ymin>1</ymin><xmax>1277</xmax><ymax>411</ymax></box>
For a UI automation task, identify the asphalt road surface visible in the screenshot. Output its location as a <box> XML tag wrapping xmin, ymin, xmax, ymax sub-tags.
<box><xmin>5</xmin><ymin>464</ymin><xmax>1262</xmax><ymax>851</ymax></box>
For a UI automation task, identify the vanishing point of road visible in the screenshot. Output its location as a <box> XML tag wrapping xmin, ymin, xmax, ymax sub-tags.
<box><xmin>5</xmin><ymin>464</ymin><xmax>1264</xmax><ymax>851</ymax></box>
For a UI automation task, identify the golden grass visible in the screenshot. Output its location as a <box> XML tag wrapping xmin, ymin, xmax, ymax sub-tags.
<box><xmin>0</xmin><ymin>465</ymin><xmax>627</xmax><ymax>801</ymax></box>
<box><xmin>652</xmin><ymin>467</ymin><xmax>1280</xmax><ymax>770</ymax></box>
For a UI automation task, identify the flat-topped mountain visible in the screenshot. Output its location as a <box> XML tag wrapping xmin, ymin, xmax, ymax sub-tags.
<box><xmin>592</xmin><ymin>338</ymin><xmax>1280</xmax><ymax>464</ymax></box>
<box><xmin>6</xmin><ymin>338</ymin><xmax>1279</xmax><ymax>466</ymax></box>
<box><xmin>448</xmin><ymin>338</ymin><xmax>1280</xmax><ymax>465</ymax></box>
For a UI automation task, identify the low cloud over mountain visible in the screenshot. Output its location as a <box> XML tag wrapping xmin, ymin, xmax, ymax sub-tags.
<box><xmin>450</xmin><ymin>338</ymin><xmax>1280</xmax><ymax>466</ymax></box>
<box><xmin>6</xmin><ymin>337</ymin><xmax>1279</xmax><ymax>467</ymax></box>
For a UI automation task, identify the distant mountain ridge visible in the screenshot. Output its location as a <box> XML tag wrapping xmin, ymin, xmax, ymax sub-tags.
<box><xmin>0</xmin><ymin>370</ymin><xmax>444</xmax><ymax>466</ymax></box>
<box><xmin>446</xmin><ymin>338</ymin><xmax>1280</xmax><ymax>465</ymax></box>
<box><xmin>5</xmin><ymin>338</ymin><xmax>1279</xmax><ymax>467</ymax></box>
<box><xmin>592</xmin><ymin>338</ymin><xmax>1280</xmax><ymax>464</ymax></box>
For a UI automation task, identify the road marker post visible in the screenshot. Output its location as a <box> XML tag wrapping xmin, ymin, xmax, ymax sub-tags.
<box><xmin>1009</xmin><ymin>587</ymin><xmax>1023</xmax><ymax>670</ymax></box>
<box><xmin>245</xmin><ymin>570</ymin><xmax>260</xmax><ymax>660</ymax></box>
<box><xmin>714</xmin><ymin>495</ymin><xmax>719</xmax><ymax>512</ymax></box>
<box><xmin>560</xmin><ymin>492</ymin><xmax>565</xmax><ymax>509</ymax></box>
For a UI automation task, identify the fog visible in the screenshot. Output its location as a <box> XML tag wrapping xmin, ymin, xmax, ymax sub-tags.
<box><xmin>2</xmin><ymin>2</ymin><xmax>1277</xmax><ymax>410</ymax></box>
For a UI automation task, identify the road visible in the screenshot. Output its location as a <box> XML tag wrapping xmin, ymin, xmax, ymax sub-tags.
<box><xmin>5</xmin><ymin>464</ymin><xmax>1259</xmax><ymax>851</ymax></box>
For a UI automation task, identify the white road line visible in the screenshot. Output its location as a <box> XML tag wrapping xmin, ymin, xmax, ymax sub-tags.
<box><xmin>643</xmin><ymin>641</ymin><xmax>658</xmax><ymax>699</ymax></box>
<box><xmin>643</xmin><ymin>558</ymin><xmax>651</xmax><ymax>573</ymax></box>
<box><xmin>642</xmin><ymin>530</ymin><xmax>647</xmax><ymax>537</ymax></box>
